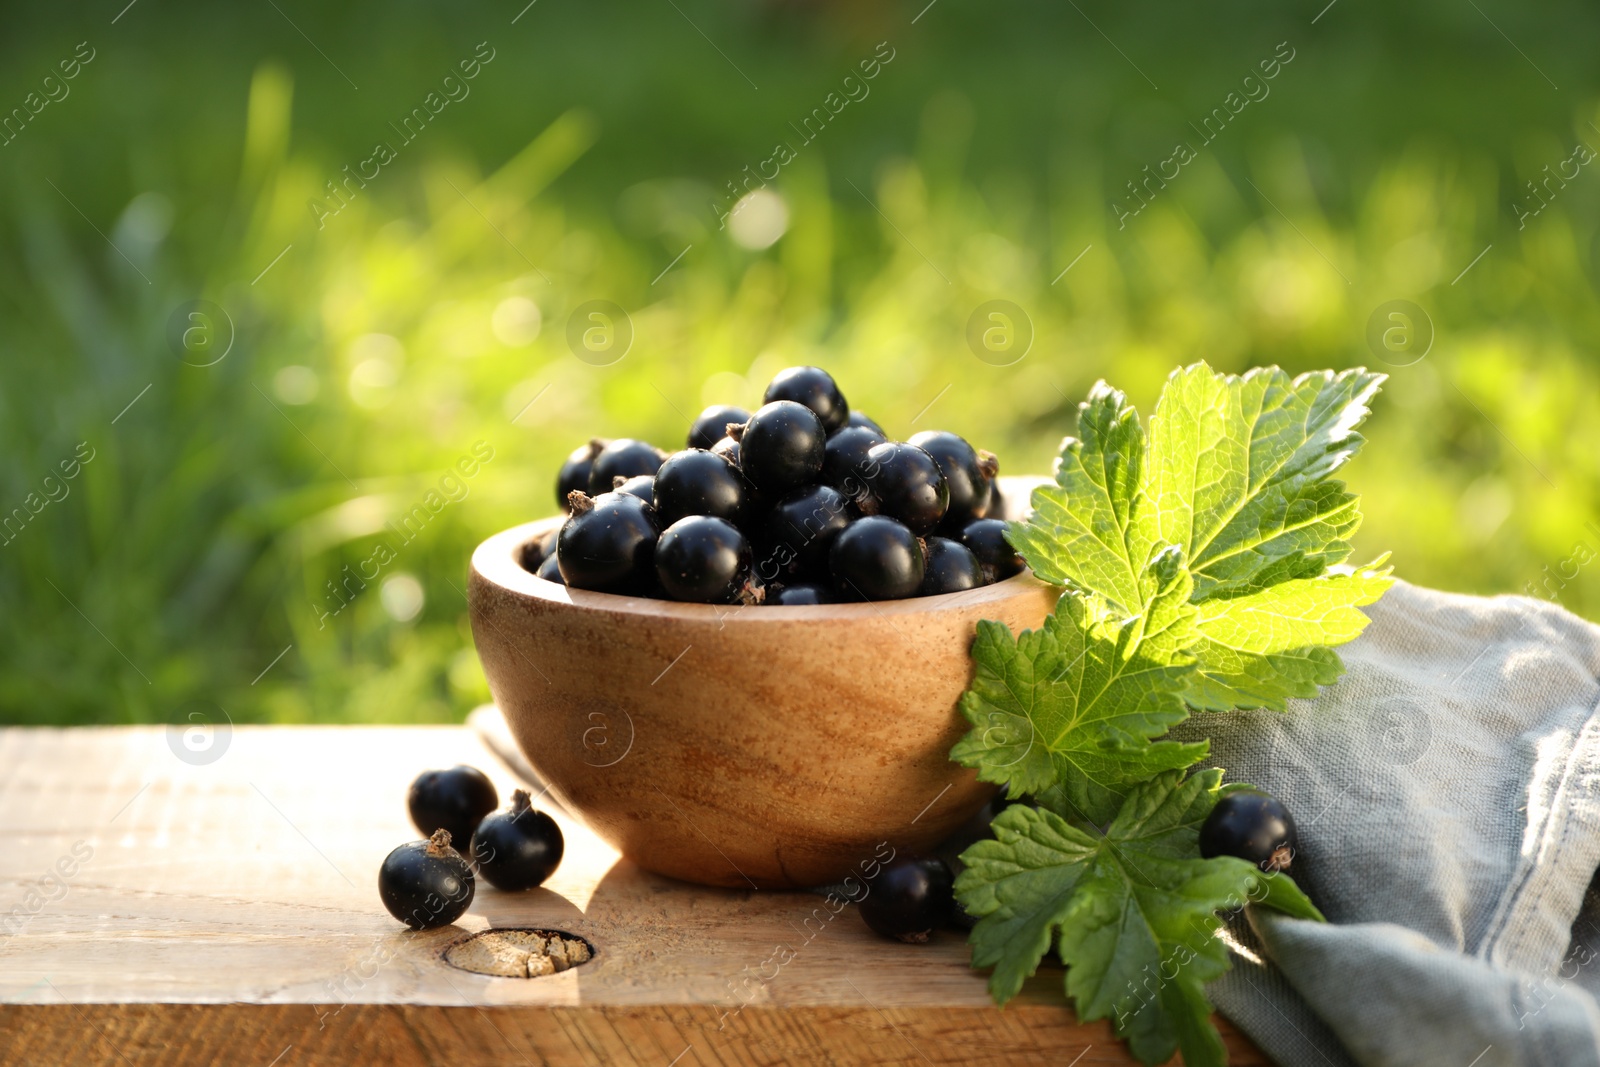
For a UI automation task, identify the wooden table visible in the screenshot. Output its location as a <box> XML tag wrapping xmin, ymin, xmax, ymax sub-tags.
<box><xmin>0</xmin><ymin>726</ymin><xmax>1267</xmax><ymax>1066</ymax></box>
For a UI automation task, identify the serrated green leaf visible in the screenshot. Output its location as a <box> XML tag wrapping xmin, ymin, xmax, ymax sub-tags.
<box><xmin>1183</xmin><ymin>557</ymin><xmax>1395</xmax><ymax>711</ymax></box>
<box><xmin>1148</xmin><ymin>363</ymin><xmax>1386</xmax><ymax>602</ymax></box>
<box><xmin>956</xmin><ymin>362</ymin><xmax>1376</xmax><ymax>1067</ymax></box>
<box><xmin>956</xmin><ymin>769</ymin><xmax>1323</xmax><ymax>1067</ymax></box>
<box><xmin>1247</xmin><ymin>864</ymin><xmax>1326</xmax><ymax>922</ymax></box>
<box><xmin>951</xmin><ymin>549</ymin><xmax>1208</xmax><ymax>824</ymax></box>
<box><xmin>1008</xmin><ymin>381</ymin><xmax>1156</xmax><ymax>611</ymax></box>
<box><xmin>1011</xmin><ymin>363</ymin><xmax>1385</xmax><ymax>615</ymax></box>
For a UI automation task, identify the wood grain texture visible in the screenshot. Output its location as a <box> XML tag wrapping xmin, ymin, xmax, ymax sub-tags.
<box><xmin>0</xmin><ymin>726</ymin><xmax>1268</xmax><ymax>1066</ymax></box>
<box><xmin>469</xmin><ymin>476</ymin><xmax>1061</xmax><ymax>889</ymax></box>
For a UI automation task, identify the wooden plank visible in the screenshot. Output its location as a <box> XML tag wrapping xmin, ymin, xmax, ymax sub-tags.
<box><xmin>0</xmin><ymin>727</ymin><xmax>1268</xmax><ymax>1065</ymax></box>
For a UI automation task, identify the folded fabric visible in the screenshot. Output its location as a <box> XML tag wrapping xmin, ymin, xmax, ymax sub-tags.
<box><xmin>1174</xmin><ymin>579</ymin><xmax>1600</xmax><ymax>1067</ymax></box>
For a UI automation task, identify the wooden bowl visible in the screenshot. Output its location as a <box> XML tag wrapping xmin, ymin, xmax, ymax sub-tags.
<box><xmin>468</xmin><ymin>479</ymin><xmax>1058</xmax><ymax>888</ymax></box>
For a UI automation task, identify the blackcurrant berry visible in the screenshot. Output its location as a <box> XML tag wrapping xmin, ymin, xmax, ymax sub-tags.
<box><xmin>763</xmin><ymin>365</ymin><xmax>849</xmax><ymax>433</ymax></box>
<box><xmin>557</xmin><ymin>439</ymin><xmax>606</xmax><ymax>512</ymax></box>
<box><xmin>557</xmin><ymin>491</ymin><xmax>660</xmax><ymax>594</ymax></box>
<box><xmin>908</xmin><ymin>431</ymin><xmax>998</xmax><ymax>529</ymax></box>
<box><xmin>859</xmin><ymin>855</ymin><xmax>955</xmax><ymax>943</ymax></box>
<box><xmin>1199</xmin><ymin>790</ymin><xmax>1299</xmax><ymax>873</ymax></box>
<box><xmin>379</xmin><ymin>829</ymin><xmax>475</xmax><ymax>929</ymax></box>
<box><xmin>655</xmin><ymin>516</ymin><xmax>755</xmax><ymax>603</ymax></box>
<box><xmin>844</xmin><ymin>410</ymin><xmax>886</xmax><ymax>435</ymax></box>
<box><xmin>830</xmin><ymin>516</ymin><xmax>925</xmax><ymax>601</ymax></box>
<box><xmin>519</xmin><ymin>529</ymin><xmax>556</xmax><ymax>574</ymax></box>
<box><xmin>822</xmin><ymin>425</ymin><xmax>886</xmax><ymax>503</ymax></box>
<box><xmin>772</xmin><ymin>582</ymin><xmax>832</xmax><ymax>605</ymax></box>
<box><xmin>959</xmin><ymin>518</ymin><xmax>1025</xmax><ymax>583</ymax></box>
<box><xmin>535</xmin><ymin>553</ymin><xmax>564</xmax><ymax>584</ymax></box>
<box><xmin>747</xmin><ymin>530</ymin><xmax>800</xmax><ymax>585</ymax></box>
<box><xmin>687</xmin><ymin>404</ymin><xmax>752</xmax><ymax>450</ymax></box>
<box><xmin>710</xmin><ymin>435</ymin><xmax>741</xmax><ymax>467</ymax></box>
<box><xmin>918</xmin><ymin>537</ymin><xmax>985</xmax><ymax>596</ymax></box>
<box><xmin>407</xmin><ymin>765</ymin><xmax>499</xmax><ymax>848</ymax></box>
<box><xmin>653</xmin><ymin>448</ymin><xmax>748</xmax><ymax>528</ymax></box>
<box><xmin>768</xmin><ymin>484</ymin><xmax>854</xmax><ymax>576</ymax></box>
<box><xmin>470</xmin><ymin>789</ymin><xmax>565</xmax><ymax>891</ymax></box>
<box><xmin>586</xmin><ymin>438</ymin><xmax>666</xmax><ymax>496</ymax></box>
<box><xmin>859</xmin><ymin>442</ymin><xmax>949</xmax><ymax>535</ymax></box>
<box><xmin>612</xmin><ymin>474</ymin><xmax>655</xmax><ymax>506</ymax></box>
<box><xmin>734</xmin><ymin>401</ymin><xmax>826</xmax><ymax>493</ymax></box>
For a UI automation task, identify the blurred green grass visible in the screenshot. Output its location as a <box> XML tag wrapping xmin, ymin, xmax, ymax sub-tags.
<box><xmin>5</xmin><ymin>0</ymin><xmax>1600</xmax><ymax>724</ymax></box>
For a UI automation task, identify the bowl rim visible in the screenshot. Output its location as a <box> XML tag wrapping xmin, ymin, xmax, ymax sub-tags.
<box><xmin>471</xmin><ymin>517</ymin><xmax>1048</xmax><ymax>621</ymax></box>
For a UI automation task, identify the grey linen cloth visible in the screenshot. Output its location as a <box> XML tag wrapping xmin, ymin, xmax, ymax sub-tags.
<box><xmin>1173</xmin><ymin>578</ymin><xmax>1600</xmax><ymax>1067</ymax></box>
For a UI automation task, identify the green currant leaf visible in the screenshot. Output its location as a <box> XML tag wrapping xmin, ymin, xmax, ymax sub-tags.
<box><xmin>1006</xmin><ymin>381</ymin><xmax>1157</xmax><ymax>613</ymax></box>
<box><xmin>1183</xmin><ymin>557</ymin><xmax>1395</xmax><ymax>711</ymax></box>
<box><xmin>1011</xmin><ymin>363</ymin><xmax>1384</xmax><ymax>612</ymax></box>
<box><xmin>956</xmin><ymin>769</ymin><xmax>1324</xmax><ymax>1067</ymax></box>
<box><xmin>951</xmin><ymin>548</ymin><xmax>1208</xmax><ymax>826</ymax></box>
<box><xmin>1146</xmin><ymin>363</ymin><xmax>1386</xmax><ymax>602</ymax></box>
<box><xmin>1003</xmin><ymin>362</ymin><xmax>1391</xmax><ymax>713</ymax></box>
<box><xmin>956</xmin><ymin>362</ymin><xmax>1383</xmax><ymax>1066</ymax></box>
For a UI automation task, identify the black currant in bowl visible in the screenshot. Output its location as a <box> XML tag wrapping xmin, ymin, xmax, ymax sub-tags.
<box><xmin>586</xmin><ymin>438</ymin><xmax>667</xmax><ymax>496</ymax></box>
<box><xmin>518</xmin><ymin>528</ymin><xmax>557</xmax><ymax>573</ymax></box>
<box><xmin>557</xmin><ymin>440</ymin><xmax>606</xmax><ymax>512</ymax></box>
<box><xmin>558</xmin><ymin>491</ymin><xmax>660</xmax><ymax>594</ymax></box>
<box><xmin>533</xmin><ymin>369</ymin><xmax>1029</xmax><ymax>608</ymax></box>
<box><xmin>407</xmin><ymin>765</ymin><xmax>499</xmax><ymax>848</ymax></box>
<box><xmin>470</xmin><ymin>789</ymin><xmax>565</xmax><ymax>891</ymax></box>
<box><xmin>688</xmin><ymin>404</ymin><xmax>751</xmax><ymax>450</ymax></box>
<box><xmin>822</xmin><ymin>425</ymin><xmax>886</xmax><ymax>503</ymax></box>
<box><xmin>709</xmin><ymin>435</ymin><xmax>741</xmax><ymax>467</ymax></box>
<box><xmin>380</xmin><ymin>829</ymin><xmax>476</xmax><ymax>930</ymax></box>
<box><xmin>843</xmin><ymin>410</ymin><xmax>886</xmax><ymax>435</ymax></box>
<box><xmin>734</xmin><ymin>400</ymin><xmax>827</xmax><ymax>493</ymax></box>
<box><xmin>763</xmin><ymin>365</ymin><xmax>849</xmax><ymax>433</ymax></box>
<box><xmin>908</xmin><ymin>430</ymin><xmax>998</xmax><ymax>530</ymax></box>
<box><xmin>772</xmin><ymin>582</ymin><xmax>833</xmax><ymax>605</ymax></box>
<box><xmin>653</xmin><ymin>448</ymin><xmax>747</xmax><ymax>527</ymax></box>
<box><xmin>959</xmin><ymin>518</ymin><xmax>1025</xmax><ymax>583</ymax></box>
<box><xmin>612</xmin><ymin>474</ymin><xmax>655</xmax><ymax>506</ymax></box>
<box><xmin>859</xmin><ymin>855</ymin><xmax>955</xmax><ymax>943</ymax></box>
<box><xmin>860</xmin><ymin>441</ymin><xmax>949</xmax><ymax>535</ymax></box>
<box><xmin>918</xmin><ymin>537</ymin><xmax>984</xmax><ymax>596</ymax></box>
<box><xmin>768</xmin><ymin>484</ymin><xmax>854</xmax><ymax>577</ymax></box>
<box><xmin>830</xmin><ymin>516</ymin><xmax>925</xmax><ymax>601</ymax></box>
<box><xmin>1200</xmin><ymin>789</ymin><xmax>1299</xmax><ymax>873</ymax></box>
<box><xmin>535</xmin><ymin>553</ymin><xmax>564</xmax><ymax>584</ymax></box>
<box><xmin>655</xmin><ymin>515</ymin><xmax>755</xmax><ymax>603</ymax></box>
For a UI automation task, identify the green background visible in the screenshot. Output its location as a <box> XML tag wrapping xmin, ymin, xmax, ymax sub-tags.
<box><xmin>4</xmin><ymin>0</ymin><xmax>1599</xmax><ymax>724</ymax></box>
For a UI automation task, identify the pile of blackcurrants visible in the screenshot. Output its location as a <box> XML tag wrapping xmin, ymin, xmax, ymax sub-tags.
<box><xmin>524</xmin><ymin>366</ymin><xmax>1025</xmax><ymax>604</ymax></box>
<box><xmin>378</xmin><ymin>765</ymin><xmax>566</xmax><ymax>930</ymax></box>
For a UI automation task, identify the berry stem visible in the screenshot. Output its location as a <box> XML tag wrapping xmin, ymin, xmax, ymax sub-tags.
<box><xmin>425</xmin><ymin>828</ymin><xmax>455</xmax><ymax>856</ymax></box>
<box><xmin>566</xmin><ymin>490</ymin><xmax>596</xmax><ymax>516</ymax></box>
